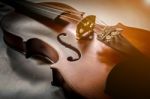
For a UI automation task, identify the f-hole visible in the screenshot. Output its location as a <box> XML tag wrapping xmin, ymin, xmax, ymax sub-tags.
<box><xmin>57</xmin><ymin>33</ymin><xmax>81</xmax><ymax>62</ymax></box>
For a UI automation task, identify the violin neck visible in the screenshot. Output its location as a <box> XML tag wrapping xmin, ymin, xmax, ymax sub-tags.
<box><xmin>1</xmin><ymin>0</ymin><xmax>64</xmax><ymax>20</ymax></box>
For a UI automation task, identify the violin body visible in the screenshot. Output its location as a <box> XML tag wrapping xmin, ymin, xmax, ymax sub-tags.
<box><xmin>1</xmin><ymin>1</ymin><xmax>150</xmax><ymax>99</ymax></box>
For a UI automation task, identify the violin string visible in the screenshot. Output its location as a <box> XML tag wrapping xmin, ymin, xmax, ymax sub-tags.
<box><xmin>35</xmin><ymin>5</ymin><xmax>87</xmax><ymax>22</ymax></box>
<box><xmin>62</xmin><ymin>13</ymin><xmax>108</xmax><ymax>32</ymax></box>
<box><xmin>35</xmin><ymin>6</ymin><xmax>82</xmax><ymax>22</ymax></box>
<box><xmin>18</xmin><ymin>1</ymin><xmax>83</xmax><ymax>20</ymax></box>
<box><xmin>94</xmin><ymin>17</ymin><xmax>109</xmax><ymax>32</ymax></box>
<box><xmin>60</xmin><ymin>15</ymin><xmax>81</xmax><ymax>22</ymax></box>
<box><xmin>43</xmin><ymin>4</ymin><xmax>107</xmax><ymax>28</ymax></box>
<box><xmin>37</xmin><ymin>4</ymin><xmax>108</xmax><ymax>30</ymax></box>
<box><xmin>95</xmin><ymin>24</ymin><xmax>106</xmax><ymax>31</ymax></box>
<box><xmin>61</xmin><ymin>15</ymin><xmax>96</xmax><ymax>27</ymax></box>
<box><xmin>16</xmin><ymin>0</ymin><xmax>84</xmax><ymax>17</ymax></box>
<box><xmin>62</xmin><ymin>14</ymin><xmax>107</xmax><ymax>31</ymax></box>
<box><xmin>37</xmin><ymin>5</ymin><xmax>109</xmax><ymax>32</ymax></box>
<box><xmin>36</xmin><ymin>7</ymin><xmax>90</xmax><ymax>26</ymax></box>
<box><xmin>41</xmin><ymin>4</ymin><xmax>84</xmax><ymax>15</ymax></box>
<box><xmin>12</xmin><ymin>0</ymin><xmax>110</xmax><ymax>35</ymax></box>
<box><xmin>61</xmin><ymin>12</ymin><xmax>84</xmax><ymax>18</ymax></box>
<box><xmin>33</xmin><ymin>3</ymin><xmax>84</xmax><ymax>18</ymax></box>
<box><xmin>97</xmin><ymin>18</ymin><xmax>108</xmax><ymax>26</ymax></box>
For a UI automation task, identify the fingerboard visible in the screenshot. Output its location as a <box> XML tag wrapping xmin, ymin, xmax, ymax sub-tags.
<box><xmin>1</xmin><ymin>0</ymin><xmax>65</xmax><ymax>20</ymax></box>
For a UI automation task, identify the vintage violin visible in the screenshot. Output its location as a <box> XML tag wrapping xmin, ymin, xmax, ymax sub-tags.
<box><xmin>1</xmin><ymin>0</ymin><xmax>150</xmax><ymax>99</ymax></box>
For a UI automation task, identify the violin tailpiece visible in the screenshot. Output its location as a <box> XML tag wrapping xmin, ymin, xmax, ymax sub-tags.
<box><xmin>76</xmin><ymin>15</ymin><xmax>96</xmax><ymax>40</ymax></box>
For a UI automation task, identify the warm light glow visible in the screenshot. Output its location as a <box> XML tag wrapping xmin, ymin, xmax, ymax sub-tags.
<box><xmin>144</xmin><ymin>0</ymin><xmax>150</xmax><ymax>5</ymax></box>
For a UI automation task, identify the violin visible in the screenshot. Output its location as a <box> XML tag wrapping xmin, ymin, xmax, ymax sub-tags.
<box><xmin>1</xmin><ymin>0</ymin><xmax>150</xmax><ymax>99</ymax></box>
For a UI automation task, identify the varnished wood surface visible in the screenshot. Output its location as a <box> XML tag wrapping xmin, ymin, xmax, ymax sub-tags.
<box><xmin>1</xmin><ymin>1</ymin><xmax>150</xmax><ymax>99</ymax></box>
<box><xmin>2</xmin><ymin>10</ymin><xmax>150</xmax><ymax>99</ymax></box>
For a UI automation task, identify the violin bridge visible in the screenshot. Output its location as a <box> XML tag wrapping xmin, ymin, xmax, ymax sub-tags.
<box><xmin>76</xmin><ymin>15</ymin><xmax>96</xmax><ymax>40</ymax></box>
